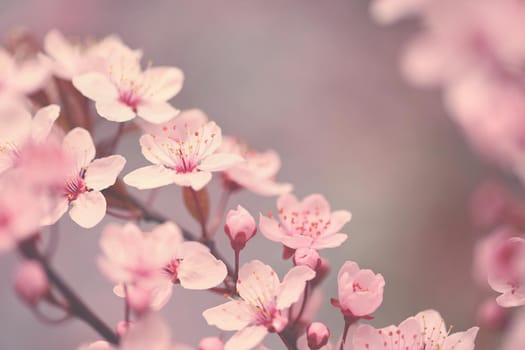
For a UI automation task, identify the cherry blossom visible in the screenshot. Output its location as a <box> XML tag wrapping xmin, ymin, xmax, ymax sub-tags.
<box><xmin>259</xmin><ymin>193</ymin><xmax>351</xmax><ymax>251</ymax></box>
<box><xmin>0</xmin><ymin>104</ymin><xmax>60</xmax><ymax>174</ymax></box>
<box><xmin>43</xmin><ymin>29</ymin><xmax>141</xmax><ymax>81</ymax></box>
<box><xmin>98</xmin><ymin>221</ymin><xmax>227</xmax><ymax>310</ymax></box>
<box><xmin>225</xmin><ymin>205</ymin><xmax>257</xmax><ymax>251</ymax></box>
<box><xmin>203</xmin><ymin>260</ymin><xmax>315</xmax><ymax>350</ymax></box>
<box><xmin>44</xmin><ymin>127</ymin><xmax>126</xmax><ymax>228</ymax></box>
<box><xmin>306</xmin><ymin>322</ymin><xmax>330</xmax><ymax>350</ymax></box>
<box><xmin>72</xmin><ymin>41</ymin><xmax>183</xmax><ymax>123</ymax></box>
<box><xmin>332</xmin><ymin>261</ymin><xmax>384</xmax><ymax>318</ymax></box>
<box><xmin>14</xmin><ymin>260</ymin><xmax>48</xmax><ymax>305</ymax></box>
<box><xmin>219</xmin><ymin>136</ymin><xmax>292</xmax><ymax>196</ymax></box>
<box><xmin>125</xmin><ymin>109</ymin><xmax>243</xmax><ymax>191</ymax></box>
<box><xmin>352</xmin><ymin>309</ymin><xmax>478</xmax><ymax>350</ymax></box>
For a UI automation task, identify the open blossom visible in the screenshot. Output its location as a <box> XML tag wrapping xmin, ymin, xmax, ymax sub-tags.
<box><xmin>45</xmin><ymin>127</ymin><xmax>126</xmax><ymax>228</ymax></box>
<box><xmin>487</xmin><ymin>236</ymin><xmax>525</xmax><ymax>307</ymax></box>
<box><xmin>332</xmin><ymin>261</ymin><xmax>384</xmax><ymax>318</ymax></box>
<box><xmin>43</xmin><ymin>29</ymin><xmax>141</xmax><ymax>81</ymax></box>
<box><xmin>203</xmin><ymin>260</ymin><xmax>315</xmax><ymax>350</ymax></box>
<box><xmin>72</xmin><ymin>41</ymin><xmax>183</xmax><ymax>123</ymax></box>
<box><xmin>0</xmin><ymin>103</ymin><xmax>60</xmax><ymax>174</ymax></box>
<box><xmin>219</xmin><ymin>136</ymin><xmax>292</xmax><ymax>196</ymax></box>
<box><xmin>353</xmin><ymin>309</ymin><xmax>478</xmax><ymax>350</ymax></box>
<box><xmin>259</xmin><ymin>193</ymin><xmax>351</xmax><ymax>251</ymax></box>
<box><xmin>98</xmin><ymin>222</ymin><xmax>227</xmax><ymax>310</ymax></box>
<box><xmin>0</xmin><ymin>47</ymin><xmax>50</xmax><ymax>101</ymax></box>
<box><xmin>125</xmin><ymin>109</ymin><xmax>243</xmax><ymax>191</ymax></box>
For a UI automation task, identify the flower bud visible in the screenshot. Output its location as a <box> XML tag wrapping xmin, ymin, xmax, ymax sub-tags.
<box><xmin>116</xmin><ymin>321</ymin><xmax>133</xmax><ymax>337</ymax></box>
<box><xmin>306</xmin><ymin>322</ymin><xmax>330</xmax><ymax>350</ymax></box>
<box><xmin>14</xmin><ymin>260</ymin><xmax>48</xmax><ymax>305</ymax></box>
<box><xmin>476</xmin><ymin>298</ymin><xmax>508</xmax><ymax>330</ymax></box>
<box><xmin>224</xmin><ymin>205</ymin><xmax>256</xmax><ymax>250</ymax></box>
<box><xmin>198</xmin><ymin>336</ymin><xmax>224</xmax><ymax>350</ymax></box>
<box><xmin>294</xmin><ymin>248</ymin><xmax>321</xmax><ymax>270</ymax></box>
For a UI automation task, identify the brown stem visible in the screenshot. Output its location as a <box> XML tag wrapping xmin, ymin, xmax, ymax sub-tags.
<box><xmin>19</xmin><ymin>238</ymin><xmax>119</xmax><ymax>345</ymax></box>
<box><xmin>278</xmin><ymin>331</ymin><xmax>293</xmax><ymax>350</ymax></box>
<box><xmin>189</xmin><ymin>188</ymin><xmax>208</xmax><ymax>240</ymax></box>
<box><xmin>340</xmin><ymin>319</ymin><xmax>352</xmax><ymax>350</ymax></box>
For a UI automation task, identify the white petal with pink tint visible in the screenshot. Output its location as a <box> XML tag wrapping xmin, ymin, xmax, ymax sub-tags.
<box><xmin>69</xmin><ymin>191</ymin><xmax>106</xmax><ymax>228</ymax></box>
<box><xmin>224</xmin><ymin>325</ymin><xmax>268</xmax><ymax>350</ymax></box>
<box><xmin>63</xmin><ymin>127</ymin><xmax>96</xmax><ymax>168</ymax></box>
<box><xmin>96</xmin><ymin>100</ymin><xmax>137</xmax><ymax>122</ymax></box>
<box><xmin>203</xmin><ymin>300</ymin><xmax>254</xmax><ymax>331</ymax></box>
<box><xmin>31</xmin><ymin>104</ymin><xmax>60</xmax><ymax>142</ymax></box>
<box><xmin>124</xmin><ymin>165</ymin><xmax>176</xmax><ymax>189</ymax></box>
<box><xmin>85</xmin><ymin>155</ymin><xmax>126</xmax><ymax>191</ymax></box>
<box><xmin>137</xmin><ymin>102</ymin><xmax>178</xmax><ymax>124</ymax></box>
<box><xmin>73</xmin><ymin>72</ymin><xmax>119</xmax><ymax>101</ymax></box>
<box><xmin>198</xmin><ymin>153</ymin><xmax>243</xmax><ymax>172</ymax></box>
<box><xmin>177</xmin><ymin>242</ymin><xmax>227</xmax><ymax>289</ymax></box>
<box><xmin>258</xmin><ymin>214</ymin><xmax>288</xmax><ymax>242</ymax></box>
<box><xmin>276</xmin><ymin>266</ymin><xmax>315</xmax><ymax>309</ymax></box>
<box><xmin>141</xmin><ymin>67</ymin><xmax>184</xmax><ymax>102</ymax></box>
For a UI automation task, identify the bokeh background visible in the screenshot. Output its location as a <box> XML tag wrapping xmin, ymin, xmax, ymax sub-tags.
<box><xmin>0</xmin><ymin>1</ymin><xmax>513</xmax><ymax>349</ymax></box>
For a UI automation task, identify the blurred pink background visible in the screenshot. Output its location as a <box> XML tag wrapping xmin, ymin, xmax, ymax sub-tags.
<box><xmin>0</xmin><ymin>1</ymin><xmax>512</xmax><ymax>349</ymax></box>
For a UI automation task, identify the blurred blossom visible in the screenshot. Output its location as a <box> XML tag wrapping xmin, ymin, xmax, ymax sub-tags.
<box><xmin>13</xmin><ymin>260</ymin><xmax>49</xmax><ymax>305</ymax></box>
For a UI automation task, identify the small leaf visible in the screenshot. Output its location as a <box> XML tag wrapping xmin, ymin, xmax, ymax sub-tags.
<box><xmin>183</xmin><ymin>186</ymin><xmax>209</xmax><ymax>225</ymax></box>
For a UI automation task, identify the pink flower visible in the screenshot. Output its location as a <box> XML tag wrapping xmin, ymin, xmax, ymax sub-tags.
<box><xmin>259</xmin><ymin>193</ymin><xmax>351</xmax><ymax>251</ymax></box>
<box><xmin>476</xmin><ymin>298</ymin><xmax>508</xmax><ymax>330</ymax></box>
<box><xmin>43</xmin><ymin>29</ymin><xmax>140</xmax><ymax>81</ymax></box>
<box><xmin>72</xmin><ymin>42</ymin><xmax>183</xmax><ymax>123</ymax></box>
<box><xmin>219</xmin><ymin>136</ymin><xmax>292</xmax><ymax>196</ymax></box>
<box><xmin>487</xmin><ymin>236</ymin><xmax>525</xmax><ymax>307</ymax></box>
<box><xmin>352</xmin><ymin>309</ymin><xmax>478</xmax><ymax>350</ymax></box>
<box><xmin>203</xmin><ymin>260</ymin><xmax>315</xmax><ymax>350</ymax></box>
<box><xmin>472</xmin><ymin>226</ymin><xmax>514</xmax><ymax>286</ymax></box>
<box><xmin>306</xmin><ymin>322</ymin><xmax>330</xmax><ymax>350</ymax></box>
<box><xmin>370</xmin><ymin>0</ymin><xmax>430</xmax><ymax>24</ymax></box>
<box><xmin>45</xmin><ymin>127</ymin><xmax>126</xmax><ymax>228</ymax></box>
<box><xmin>225</xmin><ymin>205</ymin><xmax>257</xmax><ymax>250</ymax></box>
<box><xmin>14</xmin><ymin>260</ymin><xmax>49</xmax><ymax>305</ymax></box>
<box><xmin>0</xmin><ymin>104</ymin><xmax>60</xmax><ymax>175</ymax></box>
<box><xmin>293</xmin><ymin>248</ymin><xmax>321</xmax><ymax>270</ymax></box>
<box><xmin>125</xmin><ymin>109</ymin><xmax>243</xmax><ymax>191</ymax></box>
<box><xmin>199</xmin><ymin>337</ymin><xmax>224</xmax><ymax>350</ymax></box>
<box><xmin>98</xmin><ymin>222</ymin><xmax>227</xmax><ymax>310</ymax></box>
<box><xmin>332</xmin><ymin>261</ymin><xmax>385</xmax><ymax>318</ymax></box>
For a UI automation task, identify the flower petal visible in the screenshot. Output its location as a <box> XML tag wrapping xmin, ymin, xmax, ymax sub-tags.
<box><xmin>73</xmin><ymin>72</ymin><xmax>118</xmax><ymax>101</ymax></box>
<box><xmin>442</xmin><ymin>327</ymin><xmax>479</xmax><ymax>350</ymax></box>
<box><xmin>198</xmin><ymin>153</ymin><xmax>244</xmax><ymax>172</ymax></box>
<box><xmin>63</xmin><ymin>127</ymin><xmax>96</xmax><ymax>168</ymax></box>
<box><xmin>276</xmin><ymin>266</ymin><xmax>316</xmax><ymax>309</ymax></box>
<box><xmin>141</xmin><ymin>66</ymin><xmax>184</xmax><ymax>102</ymax></box>
<box><xmin>352</xmin><ymin>324</ymin><xmax>384</xmax><ymax>350</ymax></box>
<box><xmin>124</xmin><ymin>165</ymin><xmax>175</xmax><ymax>190</ymax></box>
<box><xmin>96</xmin><ymin>100</ymin><xmax>136</xmax><ymax>122</ymax></box>
<box><xmin>311</xmin><ymin>233</ymin><xmax>348</xmax><ymax>249</ymax></box>
<box><xmin>202</xmin><ymin>300</ymin><xmax>253</xmax><ymax>331</ymax></box>
<box><xmin>237</xmin><ymin>260</ymin><xmax>280</xmax><ymax>306</ymax></box>
<box><xmin>139</xmin><ymin>134</ymin><xmax>177</xmax><ymax>167</ymax></box>
<box><xmin>258</xmin><ymin>214</ymin><xmax>289</xmax><ymax>242</ymax></box>
<box><xmin>31</xmin><ymin>104</ymin><xmax>60</xmax><ymax>142</ymax></box>
<box><xmin>178</xmin><ymin>244</ymin><xmax>227</xmax><ymax>289</ymax></box>
<box><xmin>225</xmin><ymin>326</ymin><xmax>268</xmax><ymax>350</ymax></box>
<box><xmin>172</xmin><ymin>171</ymin><xmax>212</xmax><ymax>191</ymax></box>
<box><xmin>137</xmin><ymin>102</ymin><xmax>178</xmax><ymax>124</ymax></box>
<box><xmin>85</xmin><ymin>155</ymin><xmax>126</xmax><ymax>191</ymax></box>
<box><xmin>69</xmin><ymin>191</ymin><xmax>106</xmax><ymax>228</ymax></box>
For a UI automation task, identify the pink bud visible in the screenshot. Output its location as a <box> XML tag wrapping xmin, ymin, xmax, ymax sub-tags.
<box><xmin>116</xmin><ymin>321</ymin><xmax>133</xmax><ymax>337</ymax></box>
<box><xmin>294</xmin><ymin>248</ymin><xmax>321</xmax><ymax>270</ymax></box>
<box><xmin>476</xmin><ymin>298</ymin><xmax>508</xmax><ymax>330</ymax></box>
<box><xmin>14</xmin><ymin>260</ymin><xmax>48</xmax><ymax>305</ymax></box>
<box><xmin>198</xmin><ymin>337</ymin><xmax>224</xmax><ymax>350</ymax></box>
<box><xmin>306</xmin><ymin>322</ymin><xmax>330</xmax><ymax>350</ymax></box>
<box><xmin>127</xmin><ymin>286</ymin><xmax>151</xmax><ymax>315</ymax></box>
<box><xmin>224</xmin><ymin>205</ymin><xmax>256</xmax><ymax>250</ymax></box>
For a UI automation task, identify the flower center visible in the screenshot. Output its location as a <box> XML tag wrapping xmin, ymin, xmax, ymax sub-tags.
<box><xmin>119</xmin><ymin>90</ymin><xmax>141</xmax><ymax>111</ymax></box>
<box><xmin>64</xmin><ymin>168</ymin><xmax>88</xmax><ymax>201</ymax></box>
<box><xmin>278</xmin><ymin>207</ymin><xmax>331</xmax><ymax>239</ymax></box>
<box><xmin>163</xmin><ymin>258</ymin><xmax>183</xmax><ymax>284</ymax></box>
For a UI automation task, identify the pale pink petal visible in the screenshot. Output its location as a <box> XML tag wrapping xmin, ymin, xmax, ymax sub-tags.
<box><xmin>397</xmin><ymin>318</ymin><xmax>421</xmax><ymax>347</ymax></box>
<box><xmin>198</xmin><ymin>153</ymin><xmax>244</xmax><ymax>172</ymax></box>
<box><xmin>203</xmin><ymin>300</ymin><xmax>254</xmax><ymax>331</ymax></box>
<box><xmin>121</xmin><ymin>313</ymin><xmax>173</xmax><ymax>350</ymax></box>
<box><xmin>301</xmin><ymin>194</ymin><xmax>331</xmax><ymax>219</ymax></box>
<box><xmin>311</xmin><ymin>233</ymin><xmax>348</xmax><ymax>249</ymax></box>
<box><xmin>43</xmin><ymin>29</ymin><xmax>78</xmax><ymax>80</ymax></box>
<box><xmin>73</xmin><ymin>72</ymin><xmax>118</xmax><ymax>101</ymax></box>
<box><xmin>137</xmin><ymin>102</ymin><xmax>178</xmax><ymax>124</ymax></box>
<box><xmin>258</xmin><ymin>214</ymin><xmax>289</xmax><ymax>242</ymax></box>
<box><xmin>141</xmin><ymin>66</ymin><xmax>184</xmax><ymax>101</ymax></box>
<box><xmin>42</xmin><ymin>198</ymin><xmax>69</xmax><ymax>226</ymax></box>
<box><xmin>77</xmin><ymin>341</ymin><xmax>115</xmax><ymax>350</ymax></box>
<box><xmin>442</xmin><ymin>327</ymin><xmax>479</xmax><ymax>350</ymax></box>
<box><xmin>178</xmin><ymin>245</ymin><xmax>227</xmax><ymax>289</ymax></box>
<box><xmin>240</xmin><ymin>179</ymin><xmax>293</xmax><ymax>197</ymax></box>
<box><xmin>31</xmin><ymin>104</ymin><xmax>60</xmax><ymax>142</ymax></box>
<box><xmin>173</xmin><ymin>171</ymin><xmax>212</xmax><ymax>191</ymax></box>
<box><xmin>69</xmin><ymin>191</ymin><xmax>106</xmax><ymax>228</ymax></box>
<box><xmin>281</xmin><ymin>235</ymin><xmax>314</xmax><ymax>249</ymax></box>
<box><xmin>225</xmin><ymin>326</ymin><xmax>268</xmax><ymax>350</ymax></box>
<box><xmin>496</xmin><ymin>290</ymin><xmax>525</xmax><ymax>307</ymax></box>
<box><xmin>352</xmin><ymin>324</ymin><xmax>384</xmax><ymax>350</ymax></box>
<box><xmin>325</xmin><ymin>210</ymin><xmax>352</xmax><ymax>234</ymax></box>
<box><xmin>193</xmin><ymin>121</ymin><xmax>223</xmax><ymax>159</ymax></box>
<box><xmin>124</xmin><ymin>165</ymin><xmax>176</xmax><ymax>189</ymax></box>
<box><xmin>139</xmin><ymin>134</ymin><xmax>177</xmax><ymax>167</ymax></box>
<box><xmin>276</xmin><ymin>266</ymin><xmax>316</xmax><ymax>309</ymax></box>
<box><xmin>237</xmin><ymin>260</ymin><xmax>280</xmax><ymax>306</ymax></box>
<box><xmin>401</xmin><ymin>35</ymin><xmax>446</xmax><ymax>87</ymax></box>
<box><xmin>63</xmin><ymin>127</ymin><xmax>96</xmax><ymax>168</ymax></box>
<box><xmin>415</xmin><ymin>309</ymin><xmax>447</xmax><ymax>345</ymax></box>
<box><xmin>85</xmin><ymin>155</ymin><xmax>126</xmax><ymax>191</ymax></box>
<box><xmin>96</xmin><ymin>100</ymin><xmax>136</xmax><ymax>122</ymax></box>
<box><xmin>148</xmin><ymin>282</ymin><xmax>174</xmax><ymax>310</ymax></box>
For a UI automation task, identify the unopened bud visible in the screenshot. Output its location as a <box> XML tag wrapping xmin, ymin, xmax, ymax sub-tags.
<box><xmin>307</xmin><ymin>322</ymin><xmax>330</xmax><ymax>350</ymax></box>
<box><xmin>198</xmin><ymin>336</ymin><xmax>224</xmax><ymax>350</ymax></box>
<box><xmin>294</xmin><ymin>248</ymin><xmax>321</xmax><ymax>270</ymax></box>
<box><xmin>116</xmin><ymin>321</ymin><xmax>133</xmax><ymax>337</ymax></box>
<box><xmin>14</xmin><ymin>260</ymin><xmax>48</xmax><ymax>305</ymax></box>
<box><xmin>477</xmin><ymin>298</ymin><xmax>508</xmax><ymax>330</ymax></box>
<box><xmin>224</xmin><ymin>205</ymin><xmax>256</xmax><ymax>251</ymax></box>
